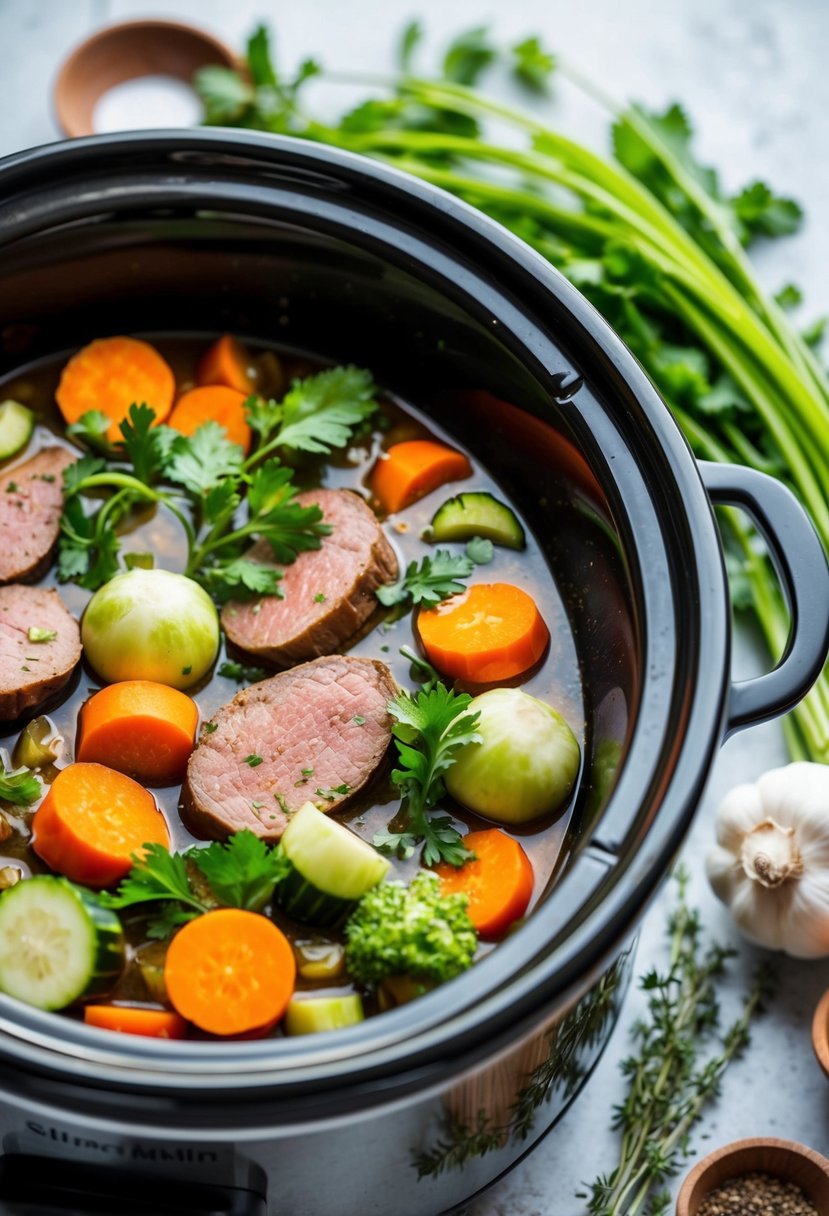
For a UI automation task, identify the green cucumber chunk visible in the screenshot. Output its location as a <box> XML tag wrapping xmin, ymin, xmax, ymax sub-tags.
<box><xmin>284</xmin><ymin>993</ymin><xmax>364</xmax><ymax>1035</ymax></box>
<box><xmin>429</xmin><ymin>491</ymin><xmax>526</xmax><ymax>549</ymax></box>
<box><xmin>0</xmin><ymin>876</ymin><xmax>125</xmax><ymax>1010</ymax></box>
<box><xmin>279</xmin><ymin>802</ymin><xmax>390</xmax><ymax>926</ymax></box>
<box><xmin>0</xmin><ymin>400</ymin><xmax>34</xmax><ymax>462</ymax></box>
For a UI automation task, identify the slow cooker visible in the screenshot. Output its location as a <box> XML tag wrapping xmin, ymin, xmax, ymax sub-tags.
<box><xmin>0</xmin><ymin>132</ymin><xmax>825</xmax><ymax>1216</ymax></box>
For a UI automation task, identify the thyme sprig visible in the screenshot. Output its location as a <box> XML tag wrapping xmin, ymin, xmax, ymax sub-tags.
<box><xmin>584</xmin><ymin>868</ymin><xmax>773</xmax><ymax>1216</ymax></box>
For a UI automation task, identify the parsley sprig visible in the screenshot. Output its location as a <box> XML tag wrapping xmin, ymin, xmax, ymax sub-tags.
<box><xmin>59</xmin><ymin>362</ymin><xmax>377</xmax><ymax>603</ymax></box>
<box><xmin>374</xmin><ymin>685</ymin><xmax>481</xmax><ymax>867</ymax></box>
<box><xmin>376</xmin><ymin>549</ymin><xmax>474</xmax><ymax>616</ymax></box>
<box><xmin>101</xmin><ymin>831</ymin><xmax>291</xmax><ymax>939</ymax></box>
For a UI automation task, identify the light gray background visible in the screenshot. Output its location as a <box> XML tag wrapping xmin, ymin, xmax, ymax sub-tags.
<box><xmin>2</xmin><ymin>1</ymin><xmax>829</xmax><ymax>1212</ymax></box>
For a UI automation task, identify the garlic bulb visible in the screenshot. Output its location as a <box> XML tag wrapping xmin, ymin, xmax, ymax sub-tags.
<box><xmin>706</xmin><ymin>761</ymin><xmax>829</xmax><ymax>959</ymax></box>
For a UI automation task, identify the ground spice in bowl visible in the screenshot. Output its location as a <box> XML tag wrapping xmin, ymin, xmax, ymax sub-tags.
<box><xmin>696</xmin><ymin>1171</ymin><xmax>818</xmax><ymax>1215</ymax></box>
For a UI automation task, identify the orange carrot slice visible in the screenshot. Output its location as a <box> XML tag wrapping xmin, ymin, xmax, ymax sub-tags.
<box><xmin>84</xmin><ymin>1004</ymin><xmax>188</xmax><ymax>1039</ymax></box>
<box><xmin>197</xmin><ymin>334</ymin><xmax>257</xmax><ymax>395</ymax></box>
<box><xmin>32</xmin><ymin>762</ymin><xmax>170</xmax><ymax>888</ymax></box>
<box><xmin>417</xmin><ymin>582</ymin><xmax>549</xmax><ymax>683</ymax></box>
<box><xmin>77</xmin><ymin>680</ymin><xmax>199</xmax><ymax>786</ymax></box>
<box><xmin>369</xmin><ymin>439</ymin><xmax>472</xmax><ymax>514</ymax></box>
<box><xmin>164</xmin><ymin>909</ymin><xmax>296</xmax><ymax>1036</ymax></box>
<box><xmin>56</xmin><ymin>336</ymin><xmax>175</xmax><ymax>443</ymax></box>
<box><xmin>168</xmin><ymin>385</ymin><xmax>252</xmax><ymax>453</ymax></box>
<box><xmin>435</xmin><ymin>829</ymin><xmax>533</xmax><ymax>939</ymax></box>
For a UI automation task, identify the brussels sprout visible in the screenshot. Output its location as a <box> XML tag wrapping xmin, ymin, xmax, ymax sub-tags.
<box><xmin>81</xmin><ymin>569</ymin><xmax>220</xmax><ymax>690</ymax></box>
<box><xmin>445</xmin><ymin>687</ymin><xmax>579</xmax><ymax>824</ymax></box>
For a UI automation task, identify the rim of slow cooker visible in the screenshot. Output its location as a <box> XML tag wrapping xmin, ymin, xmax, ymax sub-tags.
<box><xmin>0</xmin><ymin>132</ymin><xmax>730</xmax><ymax>1093</ymax></box>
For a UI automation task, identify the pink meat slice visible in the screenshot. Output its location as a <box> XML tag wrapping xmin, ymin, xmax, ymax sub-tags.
<box><xmin>0</xmin><ymin>447</ymin><xmax>76</xmax><ymax>583</ymax></box>
<box><xmin>0</xmin><ymin>585</ymin><xmax>81</xmax><ymax>720</ymax></box>
<box><xmin>182</xmin><ymin>655</ymin><xmax>397</xmax><ymax>843</ymax></box>
<box><xmin>221</xmin><ymin>488</ymin><xmax>398</xmax><ymax>667</ymax></box>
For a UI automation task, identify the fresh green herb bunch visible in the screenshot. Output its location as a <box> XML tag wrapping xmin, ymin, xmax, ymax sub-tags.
<box><xmin>60</xmin><ymin>365</ymin><xmax>379</xmax><ymax>603</ymax></box>
<box><xmin>344</xmin><ymin>870</ymin><xmax>477</xmax><ymax>986</ymax></box>
<box><xmin>194</xmin><ymin>22</ymin><xmax>829</xmax><ymax>764</ymax></box>
<box><xmin>583</xmin><ymin>868</ymin><xmax>772</xmax><ymax>1216</ymax></box>
<box><xmin>374</xmin><ymin>683</ymin><xmax>481</xmax><ymax>866</ymax></box>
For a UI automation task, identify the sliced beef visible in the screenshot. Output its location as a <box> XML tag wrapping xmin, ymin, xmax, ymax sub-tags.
<box><xmin>0</xmin><ymin>586</ymin><xmax>81</xmax><ymax>720</ymax></box>
<box><xmin>221</xmin><ymin>488</ymin><xmax>398</xmax><ymax>668</ymax></box>
<box><xmin>182</xmin><ymin>655</ymin><xmax>397</xmax><ymax>842</ymax></box>
<box><xmin>0</xmin><ymin>447</ymin><xmax>76</xmax><ymax>584</ymax></box>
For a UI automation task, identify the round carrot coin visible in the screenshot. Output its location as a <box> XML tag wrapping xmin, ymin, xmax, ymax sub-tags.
<box><xmin>435</xmin><ymin>829</ymin><xmax>534</xmax><ymax>939</ymax></box>
<box><xmin>77</xmin><ymin>680</ymin><xmax>199</xmax><ymax>785</ymax></box>
<box><xmin>32</xmin><ymin>762</ymin><xmax>170</xmax><ymax>888</ymax></box>
<box><xmin>56</xmin><ymin>336</ymin><xmax>175</xmax><ymax>443</ymax></box>
<box><xmin>417</xmin><ymin>582</ymin><xmax>550</xmax><ymax>683</ymax></box>
<box><xmin>168</xmin><ymin>385</ymin><xmax>251</xmax><ymax>453</ymax></box>
<box><xmin>369</xmin><ymin>439</ymin><xmax>472</xmax><ymax>514</ymax></box>
<box><xmin>164</xmin><ymin>909</ymin><xmax>296</xmax><ymax>1036</ymax></box>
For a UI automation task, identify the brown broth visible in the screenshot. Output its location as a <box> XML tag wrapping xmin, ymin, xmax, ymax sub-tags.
<box><xmin>0</xmin><ymin>334</ymin><xmax>584</xmax><ymax>1030</ymax></box>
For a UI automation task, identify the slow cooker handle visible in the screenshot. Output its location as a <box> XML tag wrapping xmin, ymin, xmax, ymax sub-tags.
<box><xmin>701</xmin><ymin>461</ymin><xmax>829</xmax><ymax>737</ymax></box>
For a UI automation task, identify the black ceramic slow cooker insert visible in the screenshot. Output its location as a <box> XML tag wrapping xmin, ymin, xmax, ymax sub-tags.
<box><xmin>0</xmin><ymin>132</ymin><xmax>825</xmax><ymax>1216</ymax></box>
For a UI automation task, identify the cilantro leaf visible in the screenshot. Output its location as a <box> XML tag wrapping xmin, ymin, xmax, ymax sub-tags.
<box><xmin>218</xmin><ymin>659</ymin><xmax>269</xmax><ymax>683</ymax></box>
<box><xmin>166</xmin><ymin>423</ymin><xmax>245</xmax><ymax>496</ymax></box>
<box><xmin>511</xmin><ymin>36</ymin><xmax>555</xmax><ymax>92</ymax></box>
<box><xmin>146</xmin><ymin>903</ymin><xmax>201</xmax><ymax>941</ymax></box>
<box><xmin>373</xmin><ymin>828</ymin><xmax>418</xmax><ymax>860</ymax></box>
<box><xmin>195</xmin><ymin>66</ymin><xmax>255</xmax><ymax>124</ymax></box>
<box><xmin>118</xmin><ymin>403</ymin><xmax>176</xmax><ymax>485</ymax></box>
<box><xmin>245</xmin><ymin>394</ymin><xmax>282</xmax><ymax>439</ymax></box>
<box><xmin>0</xmin><ymin>765</ymin><xmax>41</xmax><ymax>807</ymax></box>
<box><xmin>398</xmin><ymin>19</ymin><xmax>423</xmax><ymax>72</ymax></box>
<box><xmin>200</xmin><ymin>557</ymin><xmax>283</xmax><ymax>604</ymax></box>
<box><xmin>188</xmin><ymin>830</ymin><xmax>290</xmax><ymax>913</ymax></box>
<box><xmin>66</xmin><ymin>411</ymin><xmax>115</xmax><ymax>455</ymax></box>
<box><xmin>775</xmin><ymin>283</ymin><xmax>803</xmax><ymax>310</ymax></box>
<box><xmin>246</xmin><ymin>460</ymin><xmax>330</xmax><ymax>562</ymax></box>
<box><xmin>62</xmin><ymin>454</ymin><xmax>106</xmax><ymax>497</ymax></box>
<box><xmin>442</xmin><ymin>26</ymin><xmax>496</xmax><ymax>85</ymax></box>
<box><xmin>247</xmin><ymin>23</ymin><xmax>279</xmax><ymax>88</ymax></box>
<box><xmin>100</xmin><ymin>843</ymin><xmax>206</xmax><ymax>913</ymax></box>
<box><xmin>730</xmin><ymin>181</ymin><xmax>803</xmax><ymax>242</ymax></box>
<box><xmin>275</xmin><ymin>366</ymin><xmax>379</xmax><ymax>454</ymax></box>
<box><xmin>381</xmin><ymin>685</ymin><xmax>481</xmax><ymax>866</ymax></box>
<box><xmin>376</xmin><ymin>550</ymin><xmax>473</xmax><ymax>611</ymax></box>
<box><xmin>465</xmin><ymin>535</ymin><xmax>494</xmax><ymax>565</ymax></box>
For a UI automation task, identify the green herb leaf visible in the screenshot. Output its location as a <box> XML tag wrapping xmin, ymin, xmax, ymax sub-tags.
<box><xmin>201</xmin><ymin>557</ymin><xmax>283</xmax><ymax>604</ymax></box>
<box><xmin>188</xmin><ymin>830</ymin><xmax>290</xmax><ymax>912</ymax></box>
<box><xmin>166</xmin><ymin>423</ymin><xmax>245</xmax><ymax>496</ymax></box>
<box><xmin>376</xmin><ymin>549</ymin><xmax>473</xmax><ymax>611</ymax></box>
<box><xmin>442</xmin><ymin>26</ymin><xmax>496</xmax><ymax>85</ymax></box>
<box><xmin>383</xmin><ymin>685</ymin><xmax>480</xmax><ymax>866</ymax></box>
<box><xmin>244</xmin><ymin>753</ymin><xmax>264</xmax><ymax>767</ymax></box>
<box><xmin>247</xmin><ymin>23</ymin><xmax>279</xmax><ymax>88</ymax></box>
<box><xmin>66</xmin><ymin>410</ymin><xmax>115</xmax><ymax>455</ymax></box>
<box><xmin>465</xmin><ymin>535</ymin><xmax>494</xmax><ymax>565</ymax></box>
<box><xmin>245</xmin><ymin>460</ymin><xmax>330</xmax><ymax>562</ymax></box>
<box><xmin>275</xmin><ymin>366</ymin><xmax>379</xmax><ymax>454</ymax></box>
<box><xmin>218</xmin><ymin>659</ymin><xmax>269</xmax><ymax>684</ymax></box>
<box><xmin>195</xmin><ymin>66</ymin><xmax>255</xmax><ymax>124</ymax></box>
<box><xmin>398</xmin><ymin>19</ymin><xmax>423</xmax><ymax>72</ymax></box>
<box><xmin>118</xmin><ymin>403</ymin><xmax>176</xmax><ymax>485</ymax></box>
<box><xmin>101</xmin><ymin>843</ymin><xmax>207</xmax><ymax>914</ymax></box>
<box><xmin>27</xmin><ymin>627</ymin><xmax>57</xmax><ymax>643</ymax></box>
<box><xmin>511</xmin><ymin>35</ymin><xmax>555</xmax><ymax>92</ymax></box>
<box><xmin>730</xmin><ymin>180</ymin><xmax>803</xmax><ymax>242</ymax></box>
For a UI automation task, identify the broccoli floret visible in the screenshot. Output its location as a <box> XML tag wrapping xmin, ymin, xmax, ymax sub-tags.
<box><xmin>344</xmin><ymin>871</ymin><xmax>477</xmax><ymax>988</ymax></box>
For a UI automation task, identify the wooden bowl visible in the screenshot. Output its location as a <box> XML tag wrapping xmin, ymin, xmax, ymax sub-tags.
<box><xmin>812</xmin><ymin>987</ymin><xmax>829</xmax><ymax>1080</ymax></box>
<box><xmin>676</xmin><ymin>1138</ymin><xmax>829</xmax><ymax>1216</ymax></box>
<box><xmin>54</xmin><ymin>19</ymin><xmax>237</xmax><ymax>138</ymax></box>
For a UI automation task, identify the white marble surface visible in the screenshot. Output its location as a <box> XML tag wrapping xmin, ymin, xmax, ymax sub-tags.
<box><xmin>1</xmin><ymin>0</ymin><xmax>828</xmax><ymax>1211</ymax></box>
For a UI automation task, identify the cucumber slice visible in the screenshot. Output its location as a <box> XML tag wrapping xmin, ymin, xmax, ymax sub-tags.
<box><xmin>284</xmin><ymin>993</ymin><xmax>364</xmax><ymax>1035</ymax></box>
<box><xmin>0</xmin><ymin>876</ymin><xmax>125</xmax><ymax>1010</ymax></box>
<box><xmin>279</xmin><ymin>802</ymin><xmax>390</xmax><ymax>927</ymax></box>
<box><xmin>428</xmin><ymin>491</ymin><xmax>526</xmax><ymax>550</ymax></box>
<box><xmin>0</xmin><ymin>400</ymin><xmax>34</xmax><ymax>462</ymax></box>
